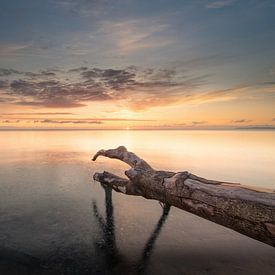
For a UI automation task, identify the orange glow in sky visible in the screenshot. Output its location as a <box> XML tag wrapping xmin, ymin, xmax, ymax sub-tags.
<box><xmin>0</xmin><ymin>1</ymin><xmax>275</xmax><ymax>130</ymax></box>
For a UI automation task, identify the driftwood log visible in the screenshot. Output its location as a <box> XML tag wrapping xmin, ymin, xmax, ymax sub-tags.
<box><xmin>92</xmin><ymin>146</ymin><xmax>275</xmax><ymax>247</ymax></box>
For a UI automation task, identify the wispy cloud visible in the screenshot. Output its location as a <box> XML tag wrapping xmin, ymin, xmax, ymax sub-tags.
<box><xmin>98</xmin><ymin>19</ymin><xmax>173</xmax><ymax>53</ymax></box>
<box><xmin>38</xmin><ymin>119</ymin><xmax>103</xmax><ymax>124</ymax></box>
<box><xmin>236</xmin><ymin>125</ymin><xmax>275</xmax><ymax>130</ymax></box>
<box><xmin>206</xmin><ymin>0</ymin><xmax>237</xmax><ymax>9</ymax></box>
<box><xmin>0</xmin><ymin>43</ymin><xmax>31</xmax><ymax>55</ymax></box>
<box><xmin>168</xmin><ymin>54</ymin><xmax>236</xmax><ymax>70</ymax></box>
<box><xmin>192</xmin><ymin>121</ymin><xmax>208</xmax><ymax>125</ymax></box>
<box><xmin>0</xmin><ymin>112</ymin><xmax>73</xmax><ymax>116</ymax></box>
<box><xmin>54</xmin><ymin>0</ymin><xmax>115</xmax><ymax>17</ymax></box>
<box><xmin>231</xmin><ymin>119</ymin><xmax>252</xmax><ymax>123</ymax></box>
<box><xmin>1</xmin><ymin>119</ymin><xmax>20</xmax><ymax>123</ymax></box>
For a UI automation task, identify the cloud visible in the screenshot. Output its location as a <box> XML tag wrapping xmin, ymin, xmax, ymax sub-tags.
<box><xmin>0</xmin><ymin>112</ymin><xmax>73</xmax><ymax>116</ymax></box>
<box><xmin>206</xmin><ymin>0</ymin><xmax>237</xmax><ymax>9</ymax></box>
<box><xmin>6</xmin><ymin>78</ymin><xmax>110</xmax><ymax>108</ymax></box>
<box><xmin>0</xmin><ymin>97</ymin><xmax>13</xmax><ymax>103</ymax></box>
<box><xmin>126</xmin><ymin>85</ymin><xmax>249</xmax><ymax>111</ymax></box>
<box><xmin>231</xmin><ymin>119</ymin><xmax>252</xmax><ymax>123</ymax></box>
<box><xmin>0</xmin><ymin>68</ymin><xmax>57</xmax><ymax>78</ymax></box>
<box><xmin>192</xmin><ymin>121</ymin><xmax>208</xmax><ymax>125</ymax></box>
<box><xmin>182</xmin><ymin>86</ymin><xmax>249</xmax><ymax>104</ymax></box>
<box><xmin>1</xmin><ymin>66</ymin><xmax>265</xmax><ymax>112</ymax></box>
<box><xmin>98</xmin><ymin>19</ymin><xmax>173</xmax><ymax>53</ymax></box>
<box><xmin>168</xmin><ymin>54</ymin><xmax>236</xmax><ymax>70</ymax></box>
<box><xmin>16</xmin><ymin>100</ymin><xmax>85</xmax><ymax>108</ymax></box>
<box><xmin>54</xmin><ymin>0</ymin><xmax>115</xmax><ymax>17</ymax></box>
<box><xmin>38</xmin><ymin>119</ymin><xmax>103</xmax><ymax>124</ymax></box>
<box><xmin>0</xmin><ymin>43</ymin><xmax>30</xmax><ymax>55</ymax></box>
<box><xmin>1</xmin><ymin>66</ymin><xmax>207</xmax><ymax>109</ymax></box>
<box><xmin>236</xmin><ymin>125</ymin><xmax>275</xmax><ymax>130</ymax></box>
<box><xmin>0</xmin><ymin>80</ymin><xmax>9</xmax><ymax>88</ymax></box>
<box><xmin>68</xmin><ymin>67</ymin><xmax>88</xmax><ymax>73</ymax></box>
<box><xmin>0</xmin><ymin>68</ymin><xmax>22</xmax><ymax>76</ymax></box>
<box><xmin>24</xmin><ymin>70</ymin><xmax>57</xmax><ymax>78</ymax></box>
<box><xmin>1</xmin><ymin>119</ymin><xmax>20</xmax><ymax>123</ymax></box>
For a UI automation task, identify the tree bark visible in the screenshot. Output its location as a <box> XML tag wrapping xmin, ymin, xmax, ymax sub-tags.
<box><xmin>92</xmin><ymin>146</ymin><xmax>275</xmax><ymax>247</ymax></box>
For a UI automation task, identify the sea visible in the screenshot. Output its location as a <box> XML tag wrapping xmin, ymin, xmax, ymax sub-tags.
<box><xmin>0</xmin><ymin>130</ymin><xmax>275</xmax><ymax>274</ymax></box>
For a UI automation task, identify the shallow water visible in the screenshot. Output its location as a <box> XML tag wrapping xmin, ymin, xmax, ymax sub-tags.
<box><xmin>0</xmin><ymin>130</ymin><xmax>275</xmax><ymax>274</ymax></box>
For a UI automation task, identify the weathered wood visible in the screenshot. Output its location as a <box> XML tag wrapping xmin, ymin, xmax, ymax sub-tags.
<box><xmin>92</xmin><ymin>146</ymin><xmax>275</xmax><ymax>247</ymax></box>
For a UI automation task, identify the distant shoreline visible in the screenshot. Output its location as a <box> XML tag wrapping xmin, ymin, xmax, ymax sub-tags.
<box><xmin>0</xmin><ymin>128</ymin><xmax>275</xmax><ymax>131</ymax></box>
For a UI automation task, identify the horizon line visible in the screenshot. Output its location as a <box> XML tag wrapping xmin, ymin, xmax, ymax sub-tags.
<box><xmin>1</xmin><ymin>128</ymin><xmax>275</xmax><ymax>131</ymax></box>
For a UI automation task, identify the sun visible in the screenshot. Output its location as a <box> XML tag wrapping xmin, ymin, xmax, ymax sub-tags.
<box><xmin>125</xmin><ymin>126</ymin><xmax>130</xmax><ymax>130</ymax></box>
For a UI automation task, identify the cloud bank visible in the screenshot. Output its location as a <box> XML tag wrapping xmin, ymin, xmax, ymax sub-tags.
<box><xmin>0</xmin><ymin>66</ymin><xmax>207</xmax><ymax>110</ymax></box>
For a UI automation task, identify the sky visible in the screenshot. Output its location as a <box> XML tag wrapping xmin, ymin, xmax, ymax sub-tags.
<box><xmin>0</xmin><ymin>0</ymin><xmax>275</xmax><ymax>129</ymax></box>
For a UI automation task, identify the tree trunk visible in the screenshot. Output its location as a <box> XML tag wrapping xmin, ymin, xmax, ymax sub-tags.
<box><xmin>92</xmin><ymin>146</ymin><xmax>275</xmax><ymax>247</ymax></box>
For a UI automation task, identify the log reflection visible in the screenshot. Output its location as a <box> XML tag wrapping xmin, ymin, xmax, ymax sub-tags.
<box><xmin>92</xmin><ymin>183</ymin><xmax>170</xmax><ymax>274</ymax></box>
<box><xmin>137</xmin><ymin>203</ymin><xmax>171</xmax><ymax>274</ymax></box>
<box><xmin>92</xmin><ymin>183</ymin><xmax>119</xmax><ymax>270</ymax></box>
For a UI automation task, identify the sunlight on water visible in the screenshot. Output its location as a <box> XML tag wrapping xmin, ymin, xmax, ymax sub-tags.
<box><xmin>1</xmin><ymin>130</ymin><xmax>275</xmax><ymax>188</ymax></box>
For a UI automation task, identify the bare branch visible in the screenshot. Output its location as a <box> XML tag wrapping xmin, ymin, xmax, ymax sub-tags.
<box><xmin>92</xmin><ymin>146</ymin><xmax>153</xmax><ymax>171</ymax></box>
<box><xmin>93</xmin><ymin>146</ymin><xmax>275</xmax><ymax>247</ymax></box>
<box><xmin>93</xmin><ymin>171</ymin><xmax>142</xmax><ymax>196</ymax></box>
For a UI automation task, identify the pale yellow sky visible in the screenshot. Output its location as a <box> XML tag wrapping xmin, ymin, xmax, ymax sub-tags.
<box><xmin>0</xmin><ymin>83</ymin><xmax>274</xmax><ymax>130</ymax></box>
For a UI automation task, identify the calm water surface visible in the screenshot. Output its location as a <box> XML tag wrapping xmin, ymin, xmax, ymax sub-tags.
<box><xmin>0</xmin><ymin>130</ymin><xmax>275</xmax><ymax>274</ymax></box>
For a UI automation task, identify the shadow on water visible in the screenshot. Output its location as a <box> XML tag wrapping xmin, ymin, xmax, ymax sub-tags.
<box><xmin>0</xmin><ymin>183</ymin><xmax>170</xmax><ymax>275</ymax></box>
<box><xmin>136</xmin><ymin>203</ymin><xmax>171</xmax><ymax>274</ymax></box>
<box><xmin>92</xmin><ymin>183</ymin><xmax>119</xmax><ymax>272</ymax></box>
<box><xmin>0</xmin><ymin>246</ymin><xmax>42</xmax><ymax>275</ymax></box>
<box><xmin>92</xmin><ymin>183</ymin><xmax>171</xmax><ymax>274</ymax></box>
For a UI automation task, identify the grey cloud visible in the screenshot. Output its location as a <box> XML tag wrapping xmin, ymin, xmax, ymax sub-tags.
<box><xmin>81</xmin><ymin>67</ymin><xmax>204</xmax><ymax>92</ymax></box>
<box><xmin>1</xmin><ymin>66</ymin><xmax>208</xmax><ymax>109</ymax></box>
<box><xmin>68</xmin><ymin>67</ymin><xmax>88</xmax><ymax>73</ymax></box>
<box><xmin>40</xmin><ymin>70</ymin><xmax>56</xmax><ymax>76</ymax></box>
<box><xmin>24</xmin><ymin>72</ymin><xmax>42</xmax><ymax>78</ymax></box>
<box><xmin>0</xmin><ymin>68</ymin><xmax>22</xmax><ymax>76</ymax></box>
<box><xmin>81</xmin><ymin>68</ymin><xmax>136</xmax><ymax>91</ymax></box>
<box><xmin>7</xmin><ymin>78</ymin><xmax>111</xmax><ymax>108</ymax></box>
<box><xmin>0</xmin><ymin>80</ymin><xmax>8</xmax><ymax>88</ymax></box>
<box><xmin>25</xmin><ymin>70</ymin><xmax>57</xmax><ymax>78</ymax></box>
<box><xmin>0</xmin><ymin>68</ymin><xmax>58</xmax><ymax>78</ymax></box>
